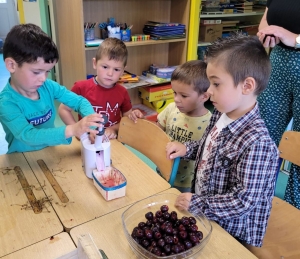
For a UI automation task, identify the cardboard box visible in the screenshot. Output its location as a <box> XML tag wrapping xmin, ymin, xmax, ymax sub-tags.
<box><xmin>143</xmin><ymin>98</ymin><xmax>174</xmax><ymax>113</ymax></box>
<box><xmin>199</xmin><ymin>24</ymin><xmax>223</xmax><ymax>42</ymax></box>
<box><xmin>138</xmin><ymin>84</ymin><xmax>173</xmax><ymax>102</ymax></box>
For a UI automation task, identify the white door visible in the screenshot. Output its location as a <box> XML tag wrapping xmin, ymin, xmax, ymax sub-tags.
<box><xmin>0</xmin><ymin>0</ymin><xmax>19</xmax><ymax>40</ymax></box>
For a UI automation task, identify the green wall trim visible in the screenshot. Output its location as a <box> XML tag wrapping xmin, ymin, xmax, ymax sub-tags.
<box><xmin>38</xmin><ymin>0</ymin><xmax>54</xmax><ymax>80</ymax></box>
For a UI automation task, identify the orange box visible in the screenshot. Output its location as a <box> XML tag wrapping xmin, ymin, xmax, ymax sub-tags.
<box><xmin>138</xmin><ymin>84</ymin><xmax>174</xmax><ymax>102</ymax></box>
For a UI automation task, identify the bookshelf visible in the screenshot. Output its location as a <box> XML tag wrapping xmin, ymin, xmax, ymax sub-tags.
<box><xmin>198</xmin><ymin>11</ymin><xmax>265</xmax><ymax>47</ymax></box>
<box><xmin>49</xmin><ymin>0</ymin><xmax>191</xmax><ymax>105</ymax></box>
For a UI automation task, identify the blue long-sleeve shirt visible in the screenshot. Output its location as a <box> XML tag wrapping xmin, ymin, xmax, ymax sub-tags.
<box><xmin>184</xmin><ymin>103</ymin><xmax>279</xmax><ymax>247</ymax></box>
<box><xmin>0</xmin><ymin>79</ymin><xmax>95</xmax><ymax>153</ymax></box>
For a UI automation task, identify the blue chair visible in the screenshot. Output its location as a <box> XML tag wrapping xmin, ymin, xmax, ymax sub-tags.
<box><xmin>117</xmin><ymin>117</ymin><xmax>180</xmax><ymax>186</ymax></box>
<box><xmin>247</xmin><ymin>131</ymin><xmax>300</xmax><ymax>259</ymax></box>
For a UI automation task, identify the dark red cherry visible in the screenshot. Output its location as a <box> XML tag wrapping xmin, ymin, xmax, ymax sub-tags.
<box><xmin>138</xmin><ymin>222</ymin><xmax>146</xmax><ymax>228</ymax></box>
<box><xmin>158</xmin><ymin>217</ymin><xmax>165</xmax><ymax>224</ymax></box>
<box><xmin>164</xmin><ymin>244</ymin><xmax>171</xmax><ymax>254</ymax></box>
<box><xmin>151</xmin><ymin>226</ymin><xmax>159</xmax><ymax>233</ymax></box>
<box><xmin>136</xmin><ymin>228</ymin><xmax>144</xmax><ymax>238</ymax></box>
<box><xmin>165</xmin><ymin>225</ymin><xmax>173</xmax><ymax>235</ymax></box>
<box><xmin>171</xmin><ymin>244</ymin><xmax>180</xmax><ymax>254</ymax></box>
<box><xmin>196</xmin><ymin>230</ymin><xmax>204</xmax><ymax>240</ymax></box>
<box><xmin>154</xmin><ymin>231</ymin><xmax>162</xmax><ymax>240</ymax></box>
<box><xmin>189</xmin><ymin>235</ymin><xmax>200</xmax><ymax>244</ymax></box>
<box><xmin>145</xmin><ymin>211</ymin><xmax>154</xmax><ymax>221</ymax></box>
<box><xmin>163</xmin><ymin>212</ymin><xmax>170</xmax><ymax>220</ymax></box>
<box><xmin>183</xmin><ymin>239</ymin><xmax>193</xmax><ymax>250</ymax></box>
<box><xmin>170</xmin><ymin>211</ymin><xmax>177</xmax><ymax>216</ymax></box>
<box><xmin>155</xmin><ymin>210</ymin><xmax>163</xmax><ymax>218</ymax></box>
<box><xmin>145</xmin><ymin>220</ymin><xmax>152</xmax><ymax>227</ymax></box>
<box><xmin>144</xmin><ymin>229</ymin><xmax>153</xmax><ymax>239</ymax></box>
<box><xmin>188</xmin><ymin>224</ymin><xmax>198</xmax><ymax>232</ymax></box>
<box><xmin>164</xmin><ymin>235</ymin><xmax>174</xmax><ymax>244</ymax></box>
<box><xmin>178</xmin><ymin>224</ymin><xmax>186</xmax><ymax>232</ymax></box>
<box><xmin>173</xmin><ymin>235</ymin><xmax>179</xmax><ymax>244</ymax></box>
<box><xmin>141</xmin><ymin>239</ymin><xmax>150</xmax><ymax>248</ymax></box>
<box><xmin>152</xmin><ymin>247</ymin><xmax>162</xmax><ymax>256</ymax></box>
<box><xmin>157</xmin><ymin>238</ymin><xmax>165</xmax><ymax>248</ymax></box>
<box><xmin>181</xmin><ymin>217</ymin><xmax>190</xmax><ymax>226</ymax></box>
<box><xmin>179</xmin><ymin>230</ymin><xmax>188</xmax><ymax>240</ymax></box>
<box><xmin>160</xmin><ymin>205</ymin><xmax>169</xmax><ymax>213</ymax></box>
<box><xmin>150</xmin><ymin>240</ymin><xmax>157</xmax><ymax>247</ymax></box>
<box><xmin>189</xmin><ymin>216</ymin><xmax>197</xmax><ymax>225</ymax></box>
<box><xmin>172</xmin><ymin>228</ymin><xmax>178</xmax><ymax>236</ymax></box>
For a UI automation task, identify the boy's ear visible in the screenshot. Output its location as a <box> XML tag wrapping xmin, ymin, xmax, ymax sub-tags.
<box><xmin>242</xmin><ymin>77</ymin><xmax>256</xmax><ymax>95</ymax></box>
<box><xmin>201</xmin><ymin>92</ymin><xmax>210</xmax><ymax>102</ymax></box>
<box><xmin>5</xmin><ymin>58</ymin><xmax>17</xmax><ymax>73</ymax></box>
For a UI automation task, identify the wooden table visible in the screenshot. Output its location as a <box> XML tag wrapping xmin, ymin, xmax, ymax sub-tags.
<box><xmin>0</xmin><ymin>153</ymin><xmax>63</xmax><ymax>257</ymax></box>
<box><xmin>23</xmin><ymin>139</ymin><xmax>171</xmax><ymax>232</ymax></box>
<box><xmin>70</xmin><ymin>188</ymin><xmax>258</xmax><ymax>259</ymax></box>
<box><xmin>2</xmin><ymin>232</ymin><xmax>76</xmax><ymax>259</ymax></box>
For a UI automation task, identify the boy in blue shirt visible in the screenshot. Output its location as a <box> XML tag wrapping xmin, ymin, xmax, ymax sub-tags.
<box><xmin>0</xmin><ymin>24</ymin><xmax>103</xmax><ymax>153</ymax></box>
<box><xmin>167</xmin><ymin>33</ymin><xmax>279</xmax><ymax>247</ymax></box>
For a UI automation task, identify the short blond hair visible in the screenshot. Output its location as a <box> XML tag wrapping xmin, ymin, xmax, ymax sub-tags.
<box><xmin>95</xmin><ymin>38</ymin><xmax>128</xmax><ymax>66</ymax></box>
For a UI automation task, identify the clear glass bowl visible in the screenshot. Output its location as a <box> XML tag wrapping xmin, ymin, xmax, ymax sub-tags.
<box><xmin>122</xmin><ymin>193</ymin><xmax>212</xmax><ymax>259</ymax></box>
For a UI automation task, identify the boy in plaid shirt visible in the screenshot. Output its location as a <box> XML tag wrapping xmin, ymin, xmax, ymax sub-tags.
<box><xmin>167</xmin><ymin>33</ymin><xmax>279</xmax><ymax>247</ymax></box>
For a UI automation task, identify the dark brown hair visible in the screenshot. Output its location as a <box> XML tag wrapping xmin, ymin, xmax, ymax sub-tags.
<box><xmin>3</xmin><ymin>23</ymin><xmax>59</xmax><ymax>66</ymax></box>
<box><xmin>205</xmin><ymin>32</ymin><xmax>271</xmax><ymax>95</ymax></box>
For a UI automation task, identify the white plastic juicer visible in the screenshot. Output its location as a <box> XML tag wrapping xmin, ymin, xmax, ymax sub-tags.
<box><xmin>81</xmin><ymin>115</ymin><xmax>111</xmax><ymax>178</ymax></box>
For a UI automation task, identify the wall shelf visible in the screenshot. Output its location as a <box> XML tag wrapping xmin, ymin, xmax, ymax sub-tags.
<box><xmin>85</xmin><ymin>38</ymin><xmax>186</xmax><ymax>51</ymax></box>
<box><xmin>200</xmin><ymin>12</ymin><xmax>264</xmax><ymax>18</ymax></box>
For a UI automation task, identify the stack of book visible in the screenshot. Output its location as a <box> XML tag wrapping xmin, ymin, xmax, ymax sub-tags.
<box><xmin>219</xmin><ymin>3</ymin><xmax>237</xmax><ymax>14</ymax></box>
<box><xmin>143</xmin><ymin>21</ymin><xmax>185</xmax><ymax>40</ymax></box>
<box><xmin>235</xmin><ymin>1</ymin><xmax>254</xmax><ymax>13</ymax></box>
<box><xmin>201</xmin><ymin>0</ymin><xmax>222</xmax><ymax>14</ymax></box>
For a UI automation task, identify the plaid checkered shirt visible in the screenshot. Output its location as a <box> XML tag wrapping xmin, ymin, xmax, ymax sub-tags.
<box><xmin>184</xmin><ymin>103</ymin><xmax>279</xmax><ymax>247</ymax></box>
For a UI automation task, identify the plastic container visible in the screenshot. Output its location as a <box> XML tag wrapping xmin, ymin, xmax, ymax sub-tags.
<box><xmin>121</xmin><ymin>29</ymin><xmax>131</xmax><ymax>42</ymax></box>
<box><xmin>122</xmin><ymin>193</ymin><xmax>212</xmax><ymax>259</ymax></box>
<box><xmin>84</xmin><ymin>28</ymin><xmax>95</xmax><ymax>41</ymax></box>
<box><xmin>156</xmin><ymin>67</ymin><xmax>177</xmax><ymax>79</ymax></box>
<box><xmin>108</xmin><ymin>32</ymin><xmax>121</xmax><ymax>40</ymax></box>
<box><xmin>92</xmin><ymin>167</ymin><xmax>127</xmax><ymax>201</ymax></box>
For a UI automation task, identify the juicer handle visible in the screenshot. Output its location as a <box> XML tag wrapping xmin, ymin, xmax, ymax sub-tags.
<box><xmin>97</xmin><ymin>114</ymin><xmax>108</xmax><ymax>136</ymax></box>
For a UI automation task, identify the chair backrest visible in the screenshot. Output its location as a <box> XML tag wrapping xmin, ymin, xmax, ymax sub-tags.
<box><xmin>278</xmin><ymin>130</ymin><xmax>300</xmax><ymax>166</ymax></box>
<box><xmin>117</xmin><ymin>117</ymin><xmax>180</xmax><ymax>186</ymax></box>
<box><xmin>246</xmin><ymin>130</ymin><xmax>300</xmax><ymax>258</ymax></box>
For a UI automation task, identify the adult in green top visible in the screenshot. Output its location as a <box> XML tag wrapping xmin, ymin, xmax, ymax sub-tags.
<box><xmin>0</xmin><ymin>23</ymin><xmax>103</xmax><ymax>153</ymax></box>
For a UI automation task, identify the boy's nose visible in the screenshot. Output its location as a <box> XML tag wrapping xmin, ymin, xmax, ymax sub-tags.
<box><xmin>39</xmin><ymin>73</ymin><xmax>47</xmax><ymax>82</ymax></box>
<box><xmin>107</xmin><ymin>69</ymin><xmax>113</xmax><ymax>76</ymax></box>
<box><xmin>207</xmin><ymin>85</ymin><xmax>213</xmax><ymax>95</ymax></box>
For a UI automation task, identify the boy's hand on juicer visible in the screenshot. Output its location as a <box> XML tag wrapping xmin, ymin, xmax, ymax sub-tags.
<box><xmin>166</xmin><ymin>141</ymin><xmax>187</xmax><ymax>160</ymax></box>
<box><xmin>65</xmin><ymin>113</ymin><xmax>104</xmax><ymax>138</ymax></box>
<box><xmin>89</xmin><ymin>132</ymin><xmax>96</xmax><ymax>144</ymax></box>
<box><xmin>175</xmin><ymin>193</ymin><xmax>192</xmax><ymax>211</ymax></box>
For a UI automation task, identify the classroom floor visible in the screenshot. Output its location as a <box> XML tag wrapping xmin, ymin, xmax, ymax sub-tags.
<box><xmin>0</xmin><ymin>53</ymin><xmax>288</xmax><ymax>199</ymax></box>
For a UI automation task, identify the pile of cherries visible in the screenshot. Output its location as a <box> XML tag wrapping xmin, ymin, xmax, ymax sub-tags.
<box><xmin>131</xmin><ymin>205</ymin><xmax>203</xmax><ymax>257</ymax></box>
